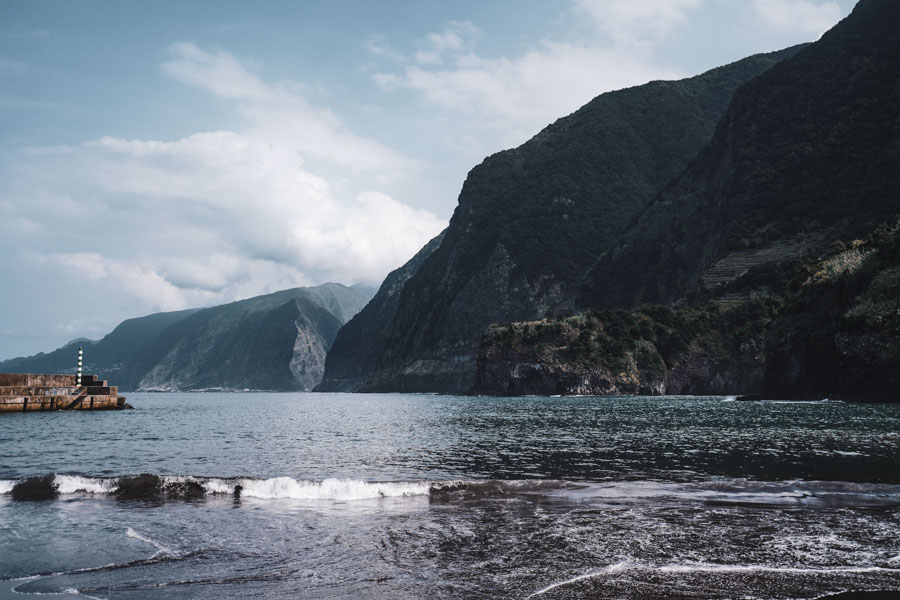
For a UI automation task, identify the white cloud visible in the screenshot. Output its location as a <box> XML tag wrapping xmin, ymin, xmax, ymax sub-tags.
<box><xmin>162</xmin><ymin>43</ymin><xmax>416</xmax><ymax>172</ymax></box>
<box><xmin>424</xmin><ymin>21</ymin><xmax>481</xmax><ymax>54</ymax></box>
<box><xmin>55</xmin><ymin>317</ymin><xmax>111</xmax><ymax>338</ymax></box>
<box><xmin>47</xmin><ymin>252</ymin><xmax>191</xmax><ymax>311</ymax></box>
<box><xmin>751</xmin><ymin>0</ymin><xmax>844</xmax><ymax>37</ymax></box>
<box><xmin>3</xmin><ymin>44</ymin><xmax>446</xmax><ymax>319</ymax></box>
<box><xmin>371</xmin><ymin>1</ymin><xmax>699</xmax><ymax>148</ymax></box>
<box><xmin>41</xmin><ymin>251</ymin><xmax>323</xmax><ymax>315</ymax></box>
<box><xmin>20</xmin><ymin>125</ymin><xmax>444</xmax><ymax>293</ymax></box>
<box><xmin>162</xmin><ymin>43</ymin><xmax>270</xmax><ymax>100</ymax></box>
<box><xmin>575</xmin><ymin>0</ymin><xmax>702</xmax><ymax>47</ymax></box>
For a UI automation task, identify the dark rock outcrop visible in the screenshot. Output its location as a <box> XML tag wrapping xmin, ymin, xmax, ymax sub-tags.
<box><xmin>11</xmin><ymin>475</ymin><xmax>59</xmax><ymax>501</ymax></box>
<box><xmin>472</xmin><ymin>304</ymin><xmax>771</xmax><ymax>397</ymax></box>
<box><xmin>765</xmin><ymin>228</ymin><xmax>900</xmax><ymax>402</ymax></box>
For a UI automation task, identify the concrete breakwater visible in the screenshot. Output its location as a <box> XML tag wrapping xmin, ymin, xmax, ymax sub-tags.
<box><xmin>0</xmin><ymin>373</ymin><xmax>130</xmax><ymax>412</ymax></box>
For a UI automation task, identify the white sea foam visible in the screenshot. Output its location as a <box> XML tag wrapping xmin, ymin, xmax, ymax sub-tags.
<box><xmin>56</xmin><ymin>475</ymin><xmax>117</xmax><ymax>495</ymax></box>
<box><xmin>202</xmin><ymin>478</ymin><xmax>235</xmax><ymax>495</ymax></box>
<box><xmin>0</xmin><ymin>480</ymin><xmax>14</xmax><ymax>494</ymax></box>
<box><xmin>126</xmin><ymin>527</ymin><xmax>175</xmax><ymax>558</ymax></box>
<box><xmin>528</xmin><ymin>562</ymin><xmax>632</xmax><ymax>597</ymax></box>
<box><xmin>528</xmin><ymin>560</ymin><xmax>898</xmax><ymax>597</ymax></box>
<box><xmin>227</xmin><ymin>477</ymin><xmax>431</xmax><ymax>500</ymax></box>
<box><xmin>658</xmin><ymin>562</ymin><xmax>892</xmax><ymax>574</ymax></box>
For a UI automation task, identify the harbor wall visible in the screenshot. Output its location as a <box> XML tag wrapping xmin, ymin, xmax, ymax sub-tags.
<box><xmin>0</xmin><ymin>373</ymin><xmax>129</xmax><ymax>413</ymax></box>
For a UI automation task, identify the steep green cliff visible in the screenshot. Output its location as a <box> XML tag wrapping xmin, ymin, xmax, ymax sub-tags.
<box><xmin>323</xmin><ymin>47</ymin><xmax>803</xmax><ymax>393</ymax></box>
<box><xmin>579</xmin><ymin>0</ymin><xmax>900</xmax><ymax>309</ymax></box>
<box><xmin>316</xmin><ymin>231</ymin><xmax>445</xmax><ymax>392</ymax></box>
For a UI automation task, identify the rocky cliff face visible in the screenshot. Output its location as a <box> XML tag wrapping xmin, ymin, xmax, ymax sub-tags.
<box><xmin>315</xmin><ymin>231</ymin><xmax>445</xmax><ymax>392</ymax></box>
<box><xmin>765</xmin><ymin>225</ymin><xmax>900</xmax><ymax>402</ymax></box>
<box><xmin>475</xmin><ymin>218</ymin><xmax>900</xmax><ymax>402</ymax></box>
<box><xmin>322</xmin><ymin>47</ymin><xmax>803</xmax><ymax>393</ymax></box>
<box><xmin>137</xmin><ymin>296</ymin><xmax>343</xmax><ymax>391</ymax></box>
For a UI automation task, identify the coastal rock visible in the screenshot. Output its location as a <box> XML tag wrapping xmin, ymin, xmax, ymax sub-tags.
<box><xmin>765</xmin><ymin>236</ymin><xmax>900</xmax><ymax>402</ymax></box>
<box><xmin>11</xmin><ymin>475</ymin><xmax>58</xmax><ymax>501</ymax></box>
<box><xmin>472</xmin><ymin>305</ymin><xmax>770</xmax><ymax>397</ymax></box>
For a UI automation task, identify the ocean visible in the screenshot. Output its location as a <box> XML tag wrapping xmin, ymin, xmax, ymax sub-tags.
<box><xmin>1</xmin><ymin>393</ymin><xmax>898</xmax><ymax>599</ymax></box>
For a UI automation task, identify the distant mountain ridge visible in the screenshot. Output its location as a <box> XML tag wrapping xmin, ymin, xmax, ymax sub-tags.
<box><xmin>0</xmin><ymin>283</ymin><xmax>373</xmax><ymax>391</ymax></box>
<box><xmin>317</xmin><ymin>45</ymin><xmax>806</xmax><ymax>393</ymax></box>
<box><xmin>0</xmin><ymin>308</ymin><xmax>202</xmax><ymax>382</ymax></box>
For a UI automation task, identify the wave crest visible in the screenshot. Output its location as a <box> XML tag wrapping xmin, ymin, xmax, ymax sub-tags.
<box><xmin>0</xmin><ymin>474</ymin><xmax>432</xmax><ymax>502</ymax></box>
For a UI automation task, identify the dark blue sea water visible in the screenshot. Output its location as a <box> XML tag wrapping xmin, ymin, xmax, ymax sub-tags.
<box><xmin>1</xmin><ymin>393</ymin><xmax>899</xmax><ymax>599</ymax></box>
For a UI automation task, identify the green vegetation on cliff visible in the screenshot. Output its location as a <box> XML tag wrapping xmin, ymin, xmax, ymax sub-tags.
<box><xmin>475</xmin><ymin>299</ymin><xmax>777</xmax><ymax>396</ymax></box>
<box><xmin>476</xmin><ymin>216</ymin><xmax>900</xmax><ymax>401</ymax></box>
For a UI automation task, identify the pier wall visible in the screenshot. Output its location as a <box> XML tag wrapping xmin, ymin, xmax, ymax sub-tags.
<box><xmin>0</xmin><ymin>373</ymin><xmax>129</xmax><ymax>413</ymax></box>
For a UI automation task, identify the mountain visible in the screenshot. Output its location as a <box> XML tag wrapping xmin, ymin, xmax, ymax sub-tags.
<box><xmin>320</xmin><ymin>46</ymin><xmax>805</xmax><ymax>393</ymax></box>
<box><xmin>1</xmin><ymin>283</ymin><xmax>372</xmax><ymax>391</ymax></box>
<box><xmin>475</xmin><ymin>0</ymin><xmax>900</xmax><ymax>401</ymax></box>
<box><xmin>579</xmin><ymin>0</ymin><xmax>900</xmax><ymax>309</ymax></box>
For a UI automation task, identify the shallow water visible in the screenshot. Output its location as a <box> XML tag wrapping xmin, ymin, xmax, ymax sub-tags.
<box><xmin>1</xmin><ymin>393</ymin><xmax>899</xmax><ymax>598</ymax></box>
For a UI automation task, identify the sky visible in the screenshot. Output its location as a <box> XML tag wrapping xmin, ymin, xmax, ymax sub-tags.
<box><xmin>0</xmin><ymin>0</ymin><xmax>857</xmax><ymax>359</ymax></box>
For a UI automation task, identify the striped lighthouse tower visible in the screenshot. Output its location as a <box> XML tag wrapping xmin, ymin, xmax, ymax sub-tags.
<box><xmin>76</xmin><ymin>346</ymin><xmax>83</xmax><ymax>387</ymax></box>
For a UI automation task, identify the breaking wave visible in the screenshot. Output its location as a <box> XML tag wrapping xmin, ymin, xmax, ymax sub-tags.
<box><xmin>0</xmin><ymin>474</ymin><xmax>434</xmax><ymax>501</ymax></box>
<box><xmin>2</xmin><ymin>475</ymin><xmax>899</xmax><ymax>507</ymax></box>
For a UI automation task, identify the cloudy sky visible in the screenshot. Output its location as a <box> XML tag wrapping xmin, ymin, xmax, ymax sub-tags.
<box><xmin>0</xmin><ymin>0</ymin><xmax>856</xmax><ymax>359</ymax></box>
